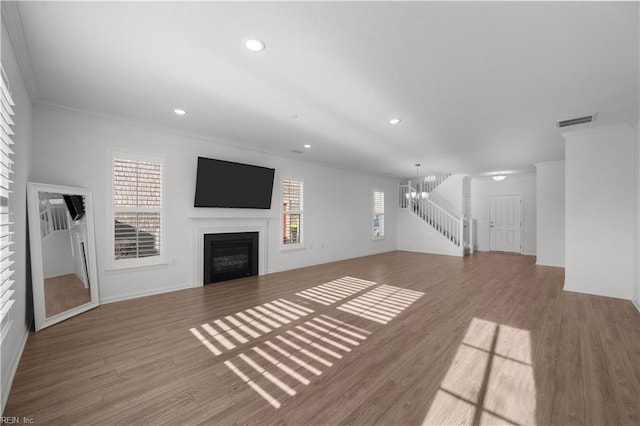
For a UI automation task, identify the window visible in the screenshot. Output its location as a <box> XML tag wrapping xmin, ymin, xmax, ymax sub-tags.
<box><xmin>0</xmin><ymin>64</ymin><xmax>16</xmax><ymax>338</ymax></box>
<box><xmin>282</xmin><ymin>179</ymin><xmax>303</xmax><ymax>247</ymax></box>
<box><xmin>110</xmin><ymin>151</ymin><xmax>164</xmax><ymax>268</ymax></box>
<box><xmin>372</xmin><ymin>190</ymin><xmax>384</xmax><ymax>239</ymax></box>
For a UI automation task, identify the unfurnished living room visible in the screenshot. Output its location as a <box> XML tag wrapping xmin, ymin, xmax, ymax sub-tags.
<box><xmin>1</xmin><ymin>2</ymin><xmax>639</xmax><ymax>425</ymax></box>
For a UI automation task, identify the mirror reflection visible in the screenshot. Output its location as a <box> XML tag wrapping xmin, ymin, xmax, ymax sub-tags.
<box><xmin>28</xmin><ymin>182</ymin><xmax>99</xmax><ymax>331</ymax></box>
<box><xmin>38</xmin><ymin>192</ymin><xmax>91</xmax><ymax>317</ymax></box>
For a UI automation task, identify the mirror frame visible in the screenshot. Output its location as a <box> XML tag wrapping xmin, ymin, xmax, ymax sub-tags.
<box><xmin>27</xmin><ymin>182</ymin><xmax>100</xmax><ymax>331</ymax></box>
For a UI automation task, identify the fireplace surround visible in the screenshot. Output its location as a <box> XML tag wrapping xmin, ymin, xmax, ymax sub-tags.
<box><xmin>191</xmin><ymin>216</ymin><xmax>268</xmax><ymax>287</ymax></box>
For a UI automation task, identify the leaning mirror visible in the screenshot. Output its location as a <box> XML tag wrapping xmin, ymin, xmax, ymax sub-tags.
<box><xmin>27</xmin><ymin>183</ymin><xmax>100</xmax><ymax>331</ymax></box>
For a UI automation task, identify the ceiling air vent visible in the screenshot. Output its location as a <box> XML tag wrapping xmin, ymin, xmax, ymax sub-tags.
<box><xmin>291</xmin><ymin>149</ymin><xmax>304</xmax><ymax>154</ymax></box>
<box><xmin>557</xmin><ymin>114</ymin><xmax>596</xmax><ymax>128</ymax></box>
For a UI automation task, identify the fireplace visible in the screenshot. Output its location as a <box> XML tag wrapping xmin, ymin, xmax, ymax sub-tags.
<box><xmin>203</xmin><ymin>232</ymin><xmax>259</xmax><ymax>284</ymax></box>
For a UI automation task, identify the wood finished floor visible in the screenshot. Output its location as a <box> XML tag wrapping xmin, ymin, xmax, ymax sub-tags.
<box><xmin>44</xmin><ymin>273</ymin><xmax>92</xmax><ymax>317</ymax></box>
<box><xmin>5</xmin><ymin>251</ymin><xmax>640</xmax><ymax>425</ymax></box>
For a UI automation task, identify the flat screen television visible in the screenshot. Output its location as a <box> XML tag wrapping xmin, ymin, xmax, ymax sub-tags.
<box><xmin>194</xmin><ymin>157</ymin><xmax>275</xmax><ymax>209</ymax></box>
<box><xmin>63</xmin><ymin>194</ymin><xmax>86</xmax><ymax>221</ymax></box>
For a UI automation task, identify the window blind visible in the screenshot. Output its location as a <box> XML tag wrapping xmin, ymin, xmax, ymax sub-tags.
<box><xmin>282</xmin><ymin>179</ymin><xmax>303</xmax><ymax>245</ymax></box>
<box><xmin>0</xmin><ymin>64</ymin><xmax>16</xmax><ymax>338</ymax></box>
<box><xmin>373</xmin><ymin>190</ymin><xmax>384</xmax><ymax>238</ymax></box>
<box><xmin>113</xmin><ymin>157</ymin><xmax>162</xmax><ymax>260</ymax></box>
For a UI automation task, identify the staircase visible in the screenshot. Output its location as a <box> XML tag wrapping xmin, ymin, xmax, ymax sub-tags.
<box><xmin>39</xmin><ymin>197</ymin><xmax>70</xmax><ymax>240</ymax></box>
<box><xmin>398</xmin><ymin>175</ymin><xmax>474</xmax><ymax>255</ymax></box>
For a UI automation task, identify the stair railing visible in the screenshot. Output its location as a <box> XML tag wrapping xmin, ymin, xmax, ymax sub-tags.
<box><xmin>427</xmin><ymin>191</ymin><xmax>461</xmax><ymax>218</ymax></box>
<box><xmin>398</xmin><ymin>184</ymin><xmax>414</xmax><ymax>209</ymax></box>
<box><xmin>39</xmin><ymin>200</ymin><xmax>69</xmax><ymax>240</ymax></box>
<box><xmin>414</xmin><ymin>196</ymin><xmax>463</xmax><ymax>246</ymax></box>
<box><xmin>400</xmin><ymin>183</ymin><xmax>463</xmax><ymax>247</ymax></box>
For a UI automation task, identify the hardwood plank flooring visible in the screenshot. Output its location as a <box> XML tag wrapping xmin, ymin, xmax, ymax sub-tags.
<box><xmin>44</xmin><ymin>273</ymin><xmax>91</xmax><ymax>317</ymax></box>
<box><xmin>4</xmin><ymin>251</ymin><xmax>640</xmax><ymax>425</ymax></box>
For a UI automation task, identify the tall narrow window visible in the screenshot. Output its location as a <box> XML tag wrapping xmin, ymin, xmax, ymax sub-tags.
<box><xmin>282</xmin><ymin>179</ymin><xmax>303</xmax><ymax>246</ymax></box>
<box><xmin>111</xmin><ymin>152</ymin><xmax>164</xmax><ymax>268</ymax></box>
<box><xmin>0</xmin><ymin>64</ymin><xmax>16</xmax><ymax>339</ymax></box>
<box><xmin>372</xmin><ymin>190</ymin><xmax>385</xmax><ymax>239</ymax></box>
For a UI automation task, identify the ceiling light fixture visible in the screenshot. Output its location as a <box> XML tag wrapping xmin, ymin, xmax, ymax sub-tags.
<box><xmin>244</xmin><ymin>37</ymin><xmax>266</xmax><ymax>52</ymax></box>
<box><xmin>389</xmin><ymin>118</ymin><xmax>402</xmax><ymax>125</ymax></box>
<box><xmin>173</xmin><ymin>109</ymin><xmax>187</xmax><ymax>116</ymax></box>
<box><xmin>303</xmin><ymin>144</ymin><xmax>311</xmax><ymax>149</ymax></box>
<box><xmin>492</xmin><ymin>174</ymin><xmax>507</xmax><ymax>181</ymax></box>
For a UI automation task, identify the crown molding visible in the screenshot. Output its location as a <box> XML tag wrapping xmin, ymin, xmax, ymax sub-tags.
<box><xmin>2</xmin><ymin>1</ymin><xmax>39</xmax><ymax>102</ymax></box>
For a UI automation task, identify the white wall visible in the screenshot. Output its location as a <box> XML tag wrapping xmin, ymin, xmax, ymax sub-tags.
<box><xmin>1</xmin><ymin>22</ymin><xmax>34</xmax><ymax>414</ymax></box>
<box><xmin>430</xmin><ymin>173</ymin><xmax>465</xmax><ymax>216</ymax></box>
<box><xmin>535</xmin><ymin>161</ymin><xmax>565</xmax><ymax>267</ymax></box>
<box><xmin>30</xmin><ymin>103</ymin><xmax>398</xmax><ymax>302</ymax></box>
<box><xmin>397</xmin><ymin>209</ymin><xmax>463</xmax><ymax>257</ymax></box>
<box><xmin>635</xmin><ymin>120</ymin><xmax>640</xmax><ymax>309</ymax></box>
<box><xmin>470</xmin><ymin>173</ymin><xmax>536</xmax><ymax>255</ymax></box>
<box><xmin>42</xmin><ymin>231</ymin><xmax>74</xmax><ymax>279</ymax></box>
<box><xmin>564</xmin><ymin>125</ymin><xmax>635</xmax><ymax>300</ymax></box>
<box><xmin>463</xmin><ymin>176</ymin><xmax>471</xmax><ymax>218</ymax></box>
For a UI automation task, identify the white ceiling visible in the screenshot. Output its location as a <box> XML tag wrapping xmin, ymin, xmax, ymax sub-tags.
<box><xmin>13</xmin><ymin>1</ymin><xmax>640</xmax><ymax>178</ymax></box>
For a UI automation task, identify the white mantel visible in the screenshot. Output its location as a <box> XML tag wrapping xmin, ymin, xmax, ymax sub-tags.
<box><xmin>190</xmin><ymin>215</ymin><xmax>271</xmax><ymax>287</ymax></box>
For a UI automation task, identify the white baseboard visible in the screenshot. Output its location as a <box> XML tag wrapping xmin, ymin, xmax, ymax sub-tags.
<box><xmin>536</xmin><ymin>261</ymin><xmax>565</xmax><ymax>268</ymax></box>
<box><xmin>633</xmin><ymin>299</ymin><xmax>640</xmax><ymax>314</ymax></box>
<box><xmin>100</xmin><ymin>283</ymin><xmax>193</xmax><ymax>304</ymax></box>
<box><xmin>267</xmin><ymin>249</ymin><xmax>396</xmax><ymax>275</ymax></box>
<box><xmin>1</xmin><ymin>319</ymin><xmax>31</xmax><ymax>415</ymax></box>
<box><xmin>562</xmin><ymin>285</ymin><xmax>632</xmax><ymax>301</ymax></box>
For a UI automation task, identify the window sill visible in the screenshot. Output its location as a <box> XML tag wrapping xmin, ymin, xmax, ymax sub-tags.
<box><xmin>280</xmin><ymin>243</ymin><xmax>305</xmax><ymax>252</ymax></box>
<box><xmin>372</xmin><ymin>236</ymin><xmax>385</xmax><ymax>241</ymax></box>
<box><xmin>106</xmin><ymin>261</ymin><xmax>169</xmax><ymax>274</ymax></box>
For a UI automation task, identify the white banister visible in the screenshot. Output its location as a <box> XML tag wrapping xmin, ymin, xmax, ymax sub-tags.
<box><xmin>414</xmin><ymin>196</ymin><xmax>462</xmax><ymax>246</ymax></box>
<box><xmin>398</xmin><ymin>183</ymin><xmax>418</xmax><ymax>209</ymax></box>
<box><xmin>39</xmin><ymin>200</ymin><xmax>70</xmax><ymax>239</ymax></box>
<box><xmin>399</xmin><ymin>177</ymin><xmax>474</xmax><ymax>253</ymax></box>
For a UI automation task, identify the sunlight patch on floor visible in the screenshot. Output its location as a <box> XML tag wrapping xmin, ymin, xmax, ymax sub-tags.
<box><xmin>220</xmin><ymin>314</ymin><xmax>369</xmax><ymax>409</ymax></box>
<box><xmin>295</xmin><ymin>276</ymin><xmax>376</xmax><ymax>305</ymax></box>
<box><xmin>189</xmin><ymin>298</ymin><xmax>314</xmax><ymax>356</ymax></box>
<box><xmin>423</xmin><ymin>318</ymin><xmax>536</xmax><ymax>426</ymax></box>
<box><xmin>337</xmin><ymin>284</ymin><xmax>425</xmax><ymax>324</ymax></box>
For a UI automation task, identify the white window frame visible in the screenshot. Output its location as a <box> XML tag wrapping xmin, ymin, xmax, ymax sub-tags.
<box><xmin>372</xmin><ymin>189</ymin><xmax>385</xmax><ymax>240</ymax></box>
<box><xmin>107</xmin><ymin>149</ymin><xmax>166</xmax><ymax>270</ymax></box>
<box><xmin>281</xmin><ymin>178</ymin><xmax>304</xmax><ymax>251</ymax></box>
<box><xmin>0</xmin><ymin>64</ymin><xmax>15</xmax><ymax>341</ymax></box>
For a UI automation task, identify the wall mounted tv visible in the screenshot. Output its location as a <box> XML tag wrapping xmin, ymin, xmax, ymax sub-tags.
<box><xmin>63</xmin><ymin>194</ymin><xmax>86</xmax><ymax>221</ymax></box>
<box><xmin>194</xmin><ymin>157</ymin><xmax>275</xmax><ymax>209</ymax></box>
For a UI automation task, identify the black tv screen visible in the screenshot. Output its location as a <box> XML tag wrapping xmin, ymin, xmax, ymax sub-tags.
<box><xmin>194</xmin><ymin>157</ymin><xmax>275</xmax><ymax>209</ymax></box>
<box><xmin>63</xmin><ymin>194</ymin><xmax>85</xmax><ymax>221</ymax></box>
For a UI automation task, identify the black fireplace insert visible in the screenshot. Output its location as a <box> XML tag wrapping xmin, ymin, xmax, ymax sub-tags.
<box><xmin>204</xmin><ymin>232</ymin><xmax>258</xmax><ymax>284</ymax></box>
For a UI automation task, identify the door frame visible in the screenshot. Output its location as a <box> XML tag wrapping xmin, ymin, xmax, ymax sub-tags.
<box><xmin>489</xmin><ymin>194</ymin><xmax>523</xmax><ymax>253</ymax></box>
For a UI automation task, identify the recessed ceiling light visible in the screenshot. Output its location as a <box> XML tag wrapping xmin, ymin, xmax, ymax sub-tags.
<box><xmin>492</xmin><ymin>174</ymin><xmax>507</xmax><ymax>181</ymax></box>
<box><xmin>303</xmin><ymin>144</ymin><xmax>311</xmax><ymax>149</ymax></box>
<box><xmin>244</xmin><ymin>37</ymin><xmax>266</xmax><ymax>52</ymax></box>
<box><xmin>174</xmin><ymin>109</ymin><xmax>187</xmax><ymax>116</ymax></box>
<box><xmin>389</xmin><ymin>118</ymin><xmax>402</xmax><ymax>125</ymax></box>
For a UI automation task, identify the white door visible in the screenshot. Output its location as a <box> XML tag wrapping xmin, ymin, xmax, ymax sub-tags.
<box><xmin>489</xmin><ymin>195</ymin><xmax>522</xmax><ymax>253</ymax></box>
